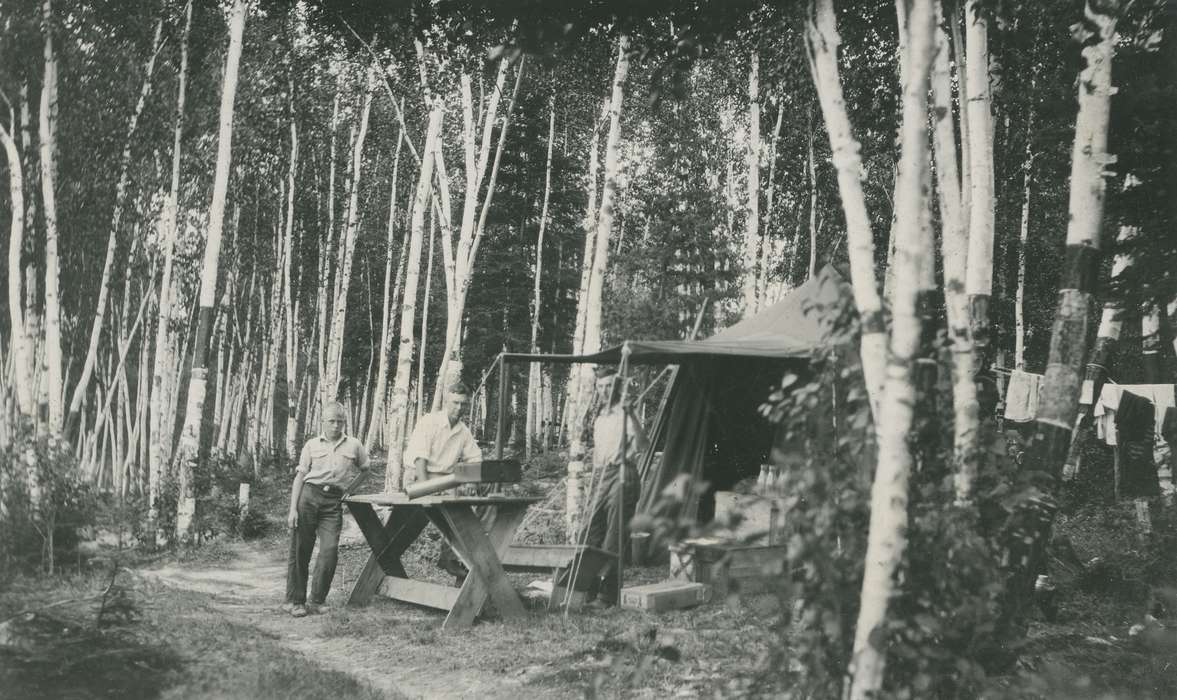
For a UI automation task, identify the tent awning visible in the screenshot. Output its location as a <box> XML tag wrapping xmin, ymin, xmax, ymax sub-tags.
<box><xmin>500</xmin><ymin>265</ymin><xmax>850</xmax><ymax>366</ymax></box>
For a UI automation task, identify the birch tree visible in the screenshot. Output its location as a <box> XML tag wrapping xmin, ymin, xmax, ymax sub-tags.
<box><xmin>66</xmin><ymin>17</ymin><xmax>164</xmax><ymax>436</ymax></box>
<box><xmin>848</xmin><ymin>0</ymin><xmax>935</xmax><ymax>695</ymax></box>
<box><xmin>526</xmin><ymin>97</ymin><xmax>556</xmax><ymax>457</ymax></box>
<box><xmin>930</xmin><ymin>2</ymin><xmax>979</xmax><ymax>503</ymax></box>
<box><xmin>323</xmin><ymin>63</ymin><xmax>377</xmax><ymax>402</ymax></box>
<box><xmin>963</xmin><ymin>0</ymin><xmax>996</xmax><ymax>355</ymax></box>
<box><xmin>805</xmin><ymin>0</ymin><xmax>886</xmax><ymax>418</ymax></box>
<box><xmin>1</xmin><ymin>107</ymin><xmax>31</xmax><ymax>416</ymax></box>
<box><xmin>1014</xmin><ymin>0</ymin><xmax>1123</xmax><ymax>619</ymax></box>
<box><xmin>39</xmin><ymin>0</ymin><xmax>64</xmax><ymax>433</ymax></box>
<box><xmin>175</xmin><ymin>0</ymin><xmax>248</xmax><ymax>540</ymax></box>
<box><xmin>385</xmin><ymin>98</ymin><xmax>443</xmax><ymax>491</ymax></box>
<box><xmin>566</xmin><ymin>36</ymin><xmax>629</xmax><ymax>537</ymax></box>
<box><xmin>740</xmin><ymin>51</ymin><xmax>761</xmax><ymax>313</ymax></box>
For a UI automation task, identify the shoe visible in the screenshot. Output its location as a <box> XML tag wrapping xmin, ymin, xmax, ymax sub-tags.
<box><xmin>290</xmin><ymin>604</ymin><xmax>308</xmax><ymax>618</ymax></box>
<box><xmin>280</xmin><ymin>602</ymin><xmax>294</xmax><ymax>614</ymax></box>
<box><xmin>306</xmin><ymin>602</ymin><xmax>330</xmax><ymax>615</ymax></box>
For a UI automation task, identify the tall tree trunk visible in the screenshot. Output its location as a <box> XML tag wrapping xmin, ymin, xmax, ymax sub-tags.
<box><xmin>847</xmin><ymin>0</ymin><xmax>934</xmax><ymax>695</ymax></box>
<box><xmin>741</xmin><ymin>51</ymin><xmax>761</xmax><ymax>314</ymax></box>
<box><xmin>175</xmin><ymin>0</ymin><xmax>247</xmax><ymax>541</ymax></box>
<box><xmin>562</xmin><ymin>98</ymin><xmax>606</xmax><ymax>441</ymax></box>
<box><xmin>566</xmin><ymin>36</ymin><xmax>629</xmax><ymax>539</ymax></box>
<box><xmin>365</xmin><ymin>126</ymin><xmax>405</xmax><ymax>449</ymax></box>
<box><xmin>1</xmin><ymin>112</ymin><xmax>31</xmax><ymax>416</ymax></box>
<box><xmin>431</xmin><ymin>59</ymin><xmax>526</xmax><ymax>410</ymax></box>
<box><xmin>39</xmin><ymin>0</ymin><xmax>64</xmax><ymax>434</ymax></box>
<box><xmin>1014</xmin><ymin>109</ymin><xmax>1035</xmax><ymax>370</ymax></box>
<box><xmin>416</xmin><ymin>212</ymin><xmax>436</xmax><ymax>419</ymax></box>
<box><xmin>384</xmin><ymin>100</ymin><xmax>443</xmax><ymax>491</ymax></box>
<box><xmin>930</xmin><ymin>2</ymin><xmax>980</xmax><ymax>503</ymax></box>
<box><xmin>282</xmin><ymin>81</ymin><xmax>299</xmax><ymax>458</ymax></box>
<box><xmin>964</xmin><ymin>0</ymin><xmax>996</xmax><ymax>357</ymax></box>
<box><xmin>149</xmin><ymin>0</ymin><xmax>191</xmax><ymax>535</ymax></box>
<box><xmin>316</xmin><ymin>80</ymin><xmax>342</xmax><ymax>412</ymax></box>
<box><xmin>526</xmin><ymin>97</ymin><xmax>556</xmax><ymax>458</ymax></box>
<box><xmin>1012</xmin><ymin>0</ymin><xmax>1122</xmax><ymax>629</ymax></box>
<box><xmin>757</xmin><ymin>98</ymin><xmax>785</xmax><ymax>307</ymax></box>
<box><xmin>806</xmin><ymin>107</ymin><xmax>818</xmax><ymax>280</ymax></box>
<box><xmin>66</xmin><ymin>17</ymin><xmax>163</xmax><ymax>436</ymax></box>
<box><xmin>805</xmin><ymin>0</ymin><xmax>886</xmax><ymax>419</ymax></box>
<box><xmin>324</xmin><ymin>64</ymin><xmax>378</xmax><ymax>402</ymax></box>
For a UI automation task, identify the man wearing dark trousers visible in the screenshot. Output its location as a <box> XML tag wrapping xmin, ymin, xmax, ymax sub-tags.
<box><xmin>283</xmin><ymin>402</ymin><xmax>370</xmax><ymax>617</ymax></box>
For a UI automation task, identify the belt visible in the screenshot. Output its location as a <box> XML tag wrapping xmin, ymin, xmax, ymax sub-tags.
<box><xmin>304</xmin><ymin>481</ymin><xmax>345</xmax><ymax>498</ymax></box>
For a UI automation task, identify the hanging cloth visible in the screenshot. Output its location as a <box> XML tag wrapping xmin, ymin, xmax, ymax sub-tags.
<box><xmin>1003</xmin><ymin>370</ymin><xmax>1041</xmax><ymax>423</ymax></box>
<box><xmin>1115</xmin><ymin>391</ymin><xmax>1161</xmax><ymax>499</ymax></box>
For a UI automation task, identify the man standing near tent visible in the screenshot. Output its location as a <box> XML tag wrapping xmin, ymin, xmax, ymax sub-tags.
<box><xmin>404</xmin><ymin>382</ymin><xmax>483</xmax><ymax>579</ymax></box>
<box><xmin>581</xmin><ymin>369</ymin><xmax>649</xmax><ymax>605</ymax></box>
<box><xmin>284</xmin><ymin>402</ymin><xmax>371</xmax><ymax>617</ymax></box>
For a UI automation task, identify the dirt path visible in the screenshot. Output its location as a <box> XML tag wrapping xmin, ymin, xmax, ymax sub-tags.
<box><xmin>141</xmin><ymin>540</ymin><xmax>538</xmax><ymax>700</ymax></box>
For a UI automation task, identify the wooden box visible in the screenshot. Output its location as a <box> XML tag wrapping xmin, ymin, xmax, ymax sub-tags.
<box><xmin>712</xmin><ymin>491</ymin><xmax>785</xmax><ymax>543</ymax></box>
<box><xmin>620</xmin><ymin>581</ymin><xmax>708</xmax><ymax>612</ymax></box>
<box><xmin>670</xmin><ymin>539</ymin><xmax>787</xmax><ymax>598</ymax></box>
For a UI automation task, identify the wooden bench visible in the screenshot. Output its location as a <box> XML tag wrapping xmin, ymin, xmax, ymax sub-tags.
<box><xmin>501</xmin><ymin>544</ymin><xmax>616</xmax><ymax>608</ymax></box>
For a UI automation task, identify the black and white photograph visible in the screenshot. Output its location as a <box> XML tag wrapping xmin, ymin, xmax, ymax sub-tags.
<box><xmin>1</xmin><ymin>0</ymin><xmax>1176</xmax><ymax>697</ymax></box>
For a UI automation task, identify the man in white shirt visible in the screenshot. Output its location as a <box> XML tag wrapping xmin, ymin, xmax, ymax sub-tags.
<box><xmin>404</xmin><ymin>382</ymin><xmax>482</xmax><ymax>579</ymax></box>
<box><xmin>283</xmin><ymin>402</ymin><xmax>371</xmax><ymax>617</ymax></box>
<box><xmin>581</xmin><ymin>370</ymin><xmax>648</xmax><ymax>605</ymax></box>
<box><xmin>404</xmin><ymin>382</ymin><xmax>483</xmax><ymax>486</ymax></box>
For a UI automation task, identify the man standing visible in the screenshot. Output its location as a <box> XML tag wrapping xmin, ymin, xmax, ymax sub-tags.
<box><xmin>580</xmin><ymin>370</ymin><xmax>648</xmax><ymax>606</ymax></box>
<box><xmin>404</xmin><ymin>382</ymin><xmax>482</xmax><ymax>578</ymax></box>
<box><xmin>284</xmin><ymin>402</ymin><xmax>370</xmax><ymax>617</ymax></box>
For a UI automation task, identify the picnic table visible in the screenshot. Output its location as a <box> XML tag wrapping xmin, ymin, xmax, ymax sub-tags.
<box><xmin>343</xmin><ymin>492</ymin><xmax>544</xmax><ymax>629</ymax></box>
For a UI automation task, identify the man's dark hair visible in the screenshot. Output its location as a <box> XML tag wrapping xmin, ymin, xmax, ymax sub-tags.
<box><xmin>448</xmin><ymin>382</ymin><xmax>471</xmax><ymax>397</ymax></box>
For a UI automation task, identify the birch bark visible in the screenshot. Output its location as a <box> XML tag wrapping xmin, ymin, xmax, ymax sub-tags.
<box><xmin>805</xmin><ymin>0</ymin><xmax>886</xmax><ymax>419</ymax></box>
<box><xmin>526</xmin><ymin>98</ymin><xmax>556</xmax><ymax>457</ymax></box>
<box><xmin>175</xmin><ymin>0</ymin><xmax>247</xmax><ymax>541</ymax></box>
<box><xmin>964</xmin><ymin>0</ymin><xmax>996</xmax><ymax>355</ymax></box>
<box><xmin>847</xmin><ymin>0</ymin><xmax>934</xmax><ymax>695</ymax></box>
<box><xmin>741</xmin><ymin>52</ymin><xmax>761</xmax><ymax>313</ymax></box>
<box><xmin>39</xmin><ymin>0</ymin><xmax>64</xmax><ymax>433</ymax></box>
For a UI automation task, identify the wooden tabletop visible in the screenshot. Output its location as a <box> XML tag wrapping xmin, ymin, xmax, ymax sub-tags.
<box><xmin>345</xmin><ymin>492</ymin><xmax>545</xmax><ymax>506</ymax></box>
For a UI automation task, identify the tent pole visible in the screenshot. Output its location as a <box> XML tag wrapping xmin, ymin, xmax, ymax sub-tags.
<box><xmin>495</xmin><ymin>353</ymin><xmax>508</xmax><ymax>459</ymax></box>
<box><xmin>617</xmin><ymin>343</ymin><xmax>632</xmax><ymax>604</ymax></box>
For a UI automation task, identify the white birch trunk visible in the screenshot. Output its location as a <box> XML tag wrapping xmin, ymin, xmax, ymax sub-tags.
<box><xmin>39</xmin><ymin>0</ymin><xmax>64</xmax><ymax>434</ymax></box>
<box><xmin>805</xmin><ymin>0</ymin><xmax>886</xmax><ymax>419</ymax></box>
<box><xmin>175</xmin><ymin>0</ymin><xmax>247</xmax><ymax>541</ymax></box>
<box><xmin>324</xmin><ymin>64</ymin><xmax>377</xmax><ymax>402</ymax></box>
<box><xmin>1</xmin><ymin>115</ymin><xmax>31</xmax><ymax>416</ymax></box>
<box><xmin>964</xmin><ymin>0</ymin><xmax>996</xmax><ymax>352</ymax></box>
<box><xmin>847</xmin><ymin>1</ymin><xmax>935</xmax><ymax>695</ymax></box>
<box><xmin>365</xmin><ymin>126</ymin><xmax>405</xmax><ymax>449</ymax></box>
<box><xmin>740</xmin><ymin>52</ymin><xmax>761</xmax><ymax>314</ymax></box>
<box><xmin>66</xmin><ymin>17</ymin><xmax>163</xmax><ymax>435</ymax></box>
<box><xmin>526</xmin><ymin>98</ymin><xmax>556</xmax><ymax>458</ymax></box>
<box><xmin>930</xmin><ymin>4</ymin><xmax>980</xmax><ymax>503</ymax></box>
<box><xmin>567</xmin><ymin>37</ymin><xmax>629</xmax><ymax>538</ymax></box>
<box><xmin>385</xmin><ymin>101</ymin><xmax>443</xmax><ymax>491</ymax></box>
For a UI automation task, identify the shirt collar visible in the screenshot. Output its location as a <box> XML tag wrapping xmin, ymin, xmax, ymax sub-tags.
<box><xmin>318</xmin><ymin>434</ymin><xmax>348</xmax><ymax>449</ymax></box>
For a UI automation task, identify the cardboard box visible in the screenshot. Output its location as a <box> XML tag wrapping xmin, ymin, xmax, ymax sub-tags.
<box><xmin>620</xmin><ymin>581</ymin><xmax>709</xmax><ymax>611</ymax></box>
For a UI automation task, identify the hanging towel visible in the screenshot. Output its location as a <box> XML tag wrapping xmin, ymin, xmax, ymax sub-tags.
<box><xmin>1095</xmin><ymin>384</ymin><xmax>1176</xmax><ymax>444</ymax></box>
<box><xmin>1004</xmin><ymin>370</ymin><xmax>1041</xmax><ymax>423</ymax></box>
<box><xmin>1115</xmin><ymin>391</ymin><xmax>1160</xmax><ymax>499</ymax></box>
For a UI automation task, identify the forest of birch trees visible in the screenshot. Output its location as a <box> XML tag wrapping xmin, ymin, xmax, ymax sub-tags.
<box><xmin>2</xmin><ymin>0</ymin><xmax>1176</xmax><ymax>695</ymax></box>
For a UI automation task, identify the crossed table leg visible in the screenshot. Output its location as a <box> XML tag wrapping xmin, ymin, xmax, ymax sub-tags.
<box><xmin>345</xmin><ymin>497</ymin><xmax>532</xmax><ymax>629</ymax></box>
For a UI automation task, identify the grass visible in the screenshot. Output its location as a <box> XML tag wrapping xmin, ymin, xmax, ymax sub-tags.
<box><xmin>0</xmin><ymin>569</ymin><xmax>391</xmax><ymax>700</ymax></box>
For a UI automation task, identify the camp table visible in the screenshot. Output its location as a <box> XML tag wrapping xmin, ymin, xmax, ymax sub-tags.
<box><xmin>343</xmin><ymin>492</ymin><xmax>544</xmax><ymax>629</ymax></box>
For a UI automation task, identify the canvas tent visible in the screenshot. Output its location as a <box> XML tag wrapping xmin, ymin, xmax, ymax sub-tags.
<box><xmin>500</xmin><ymin>264</ymin><xmax>853</xmax><ymax>521</ymax></box>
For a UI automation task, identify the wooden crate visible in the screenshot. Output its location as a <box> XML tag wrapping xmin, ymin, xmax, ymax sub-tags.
<box><xmin>669</xmin><ymin>539</ymin><xmax>787</xmax><ymax>598</ymax></box>
<box><xmin>620</xmin><ymin>581</ymin><xmax>709</xmax><ymax>612</ymax></box>
<box><xmin>712</xmin><ymin>491</ymin><xmax>785</xmax><ymax>543</ymax></box>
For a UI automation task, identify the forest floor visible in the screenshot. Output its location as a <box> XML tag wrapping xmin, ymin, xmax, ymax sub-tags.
<box><xmin>3</xmin><ymin>468</ymin><xmax>1177</xmax><ymax>698</ymax></box>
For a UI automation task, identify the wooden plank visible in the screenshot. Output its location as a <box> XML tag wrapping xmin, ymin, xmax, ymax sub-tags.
<box><xmin>380</xmin><ymin>577</ymin><xmax>461</xmax><ymax>610</ymax></box>
<box><xmin>502</xmin><ymin>544</ymin><xmax>616</xmax><ymax>570</ymax></box>
<box><xmin>441</xmin><ymin>503</ymin><xmax>528</xmax><ymax>629</ymax></box>
<box><xmin>347</xmin><ymin>493</ymin><xmax>544</xmax><ymax>506</ymax></box>
<box><xmin>344</xmin><ymin>503</ymin><xmax>429</xmax><ymax>606</ymax></box>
